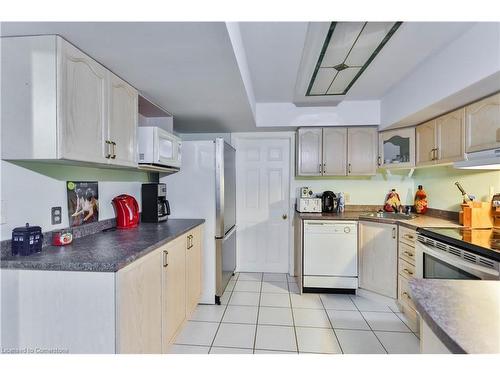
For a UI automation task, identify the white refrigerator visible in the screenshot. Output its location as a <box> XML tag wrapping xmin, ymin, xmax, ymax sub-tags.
<box><xmin>162</xmin><ymin>138</ymin><xmax>236</xmax><ymax>304</ymax></box>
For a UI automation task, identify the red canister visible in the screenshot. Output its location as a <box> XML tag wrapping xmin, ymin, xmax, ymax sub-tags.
<box><xmin>52</xmin><ymin>229</ymin><xmax>73</xmax><ymax>246</ymax></box>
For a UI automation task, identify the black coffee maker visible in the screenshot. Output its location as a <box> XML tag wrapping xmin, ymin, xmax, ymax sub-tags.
<box><xmin>141</xmin><ymin>183</ymin><xmax>170</xmax><ymax>222</ymax></box>
<box><xmin>321</xmin><ymin>191</ymin><xmax>338</xmax><ymax>213</ymax></box>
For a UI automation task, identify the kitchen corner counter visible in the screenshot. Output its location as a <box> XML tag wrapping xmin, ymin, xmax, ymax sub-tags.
<box><xmin>409</xmin><ymin>278</ymin><xmax>500</xmax><ymax>354</ymax></box>
<box><xmin>0</xmin><ymin>219</ymin><xmax>205</xmax><ymax>272</ymax></box>
<box><xmin>295</xmin><ymin>210</ymin><xmax>460</xmax><ymax>229</ymax></box>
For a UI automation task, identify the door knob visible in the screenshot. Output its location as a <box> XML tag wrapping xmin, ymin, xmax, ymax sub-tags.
<box><xmin>282</xmin><ymin>214</ymin><xmax>288</xmax><ymax>220</ymax></box>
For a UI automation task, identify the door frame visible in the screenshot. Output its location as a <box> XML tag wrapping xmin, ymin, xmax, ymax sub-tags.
<box><xmin>230</xmin><ymin>131</ymin><xmax>295</xmax><ymax>275</ymax></box>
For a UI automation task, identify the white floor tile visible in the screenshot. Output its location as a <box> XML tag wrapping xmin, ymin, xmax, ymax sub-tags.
<box><xmin>290</xmin><ymin>293</ymin><xmax>324</xmax><ymax>309</ymax></box>
<box><xmin>293</xmin><ymin>308</ymin><xmax>331</xmax><ymax>328</ymax></box>
<box><xmin>335</xmin><ymin>329</ymin><xmax>386</xmax><ymax>354</ymax></box>
<box><xmin>361</xmin><ymin>312</ymin><xmax>411</xmax><ymax>332</ymax></box>
<box><xmin>326</xmin><ymin>310</ymin><xmax>371</xmax><ymax>330</ymax></box>
<box><xmin>288</xmin><ymin>283</ymin><xmax>300</xmax><ymax>294</ymax></box>
<box><xmin>225</xmin><ymin>280</ymin><xmax>236</xmax><ymax>292</ymax></box>
<box><xmin>220</xmin><ymin>290</ymin><xmax>231</xmax><ymax>305</ymax></box>
<box><xmin>189</xmin><ymin>304</ymin><xmax>226</xmax><ymax>322</ymax></box>
<box><xmin>396</xmin><ymin>312</ymin><xmax>419</xmax><ymax>333</ymax></box>
<box><xmin>375</xmin><ymin>331</ymin><xmax>420</xmax><ymax>354</ymax></box>
<box><xmin>222</xmin><ymin>305</ymin><xmax>259</xmax><ymax>324</ymax></box>
<box><xmin>261</xmin><ymin>280</ymin><xmax>289</xmax><ymax>294</ymax></box>
<box><xmin>234</xmin><ymin>280</ymin><xmax>261</xmax><ymax>292</ymax></box>
<box><xmin>174</xmin><ymin>321</ymin><xmax>219</xmax><ymax>346</ymax></box>
<box><xmin>263</xmin><ymin>273</ymin><xmax>288</xmax><ymax>282</ymax></box>
<box><xmin>209</xmin><ymin>347</ymin><xmax>253</xmax><ymax>354</ymax></box>
<box><xmin>260</xmin><ymin>293</ymin><xmax>291</xmax><ymax>308</ymax></box>
<box><xmin>229</xmin><ymin>292</ymin><xmax>260</xmax><ymax>306</ymax></box>
<box><xmin>238</xmin><ymin>272</ymin><xmax>262</xmax><ymax>281</ymax></box>
<box><xmin>320</xmin><ymin>294</ymin><xmax>357</xmax><ymax>311</ymax></box>
<box><xmin>213</xmin><ymin>323</ymin><xmax>256</xmax><ymax>349</ymax></box>
<box><xmin>168</xmin><ymin>344</ymin><xmax>210</xmax><ymax>354</ymax></box>
<box><xmin>350</xmin><ymin>295</ymin><xmax>392</xmax><ymax>312</ymax></box>
<box><xmin>258</xmin><ymin>306</ymin><xmax>293</xmax><ymax>326</ymax></box>
<box><xmin>255</xmin><ymin>325</ymin><xmax>297</xmax><ymax>352</ymax></box>
<box><xmin>295</xmin><ymin>327</ymin><xmax>342</xmax><ymax>354</ymax></box>
<box><xmin>254</xmin><ymin>349</ymin><xmax>297</xmax><ymax>354</ymax></box>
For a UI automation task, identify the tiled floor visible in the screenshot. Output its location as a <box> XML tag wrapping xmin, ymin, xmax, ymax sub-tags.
<box><xmin>169</xmin><ymin>272</ymin><xmax>420</xmax><ymax>354</ymax></box>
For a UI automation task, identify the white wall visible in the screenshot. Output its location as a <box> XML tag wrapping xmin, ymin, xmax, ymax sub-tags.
<box><xmin>179</xmin><ymin>132</ymin><xmax>231</xmax><ymax>143</ymax></box>
<box><xmin>381</xmin><ymin>22</ymin><xmax>500</xmax><ymax>128</ymax></box>
<box><xmin>256</xmin><ymin>101</ymin><xmax>380</xmax><ymax>128</ymax></box>
<box><xmin>0</xmin><ymin>161</ymin><xmax>144</xmax><ymax>240</ymax></box>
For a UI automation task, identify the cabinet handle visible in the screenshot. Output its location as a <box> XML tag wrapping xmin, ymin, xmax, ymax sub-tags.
<box><xmin>163</xmin><ymin>250</ymin><xmax>169</xmax><ymax>267</ymax></box>
<box><xmin>403</xmin><ymin>251</ymin><xmax>414</xmax><ymax>258</ymax></box>
<box><xmin>323</xmin><ymin>163</ymin><xmax>326</xmax><ymax>173</ymax></box>
<box><xmin>319</xmin><ymin>163</ymin><xmax>322</xmax><ymax>174</ymax></box>
<box><xmin>434</xmin><ymin>147</ymin><xmax>439</xmax><ymax>160</ymax></box>
<box><xmin>403</xmin><ymin>268</ymin><xmax>414</xmax><ymax>276</ymax></box>
<box><xmin>377</xmin><ymin>156</ymin><xmax>381</xmax><ymax>166</ymax></box>
<box><xmin>402</xmin><ymin>291</ymin><xmax>411</xmax><ymax>300</ymax></box>
<box><xmin>348</xmin><ymin>163</ymin><xmax>352</xmax><ymax>174</ymax></box>
<box><xmin>403</xmin><ymin>234</ymin><xmax>414</xmax><ymax>240</ymax></box>
<box><xmin>187</xmin><ymin>234</ymin><xmax>194</xmax><ymax>249</ymax></box>
<box><xmin>110</xmin><ymin>141</ymin><xmax>116</xmax><ymax>159</ymax></box>
<box><xmin>392</xmin><ymin>227</ymin><xmax>396</xmax><ymax>239</ymax></box>
<box><xmin>105</xmin><ymin>140</ymin><xmax>112</xmax><ymax>158</ymax></box>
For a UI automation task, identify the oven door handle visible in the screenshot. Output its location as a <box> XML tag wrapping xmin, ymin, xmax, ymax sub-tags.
<box><xmin>421</xmin><ymin>244</ymin><xmax>499</xmax><ymax>280</ymax></box>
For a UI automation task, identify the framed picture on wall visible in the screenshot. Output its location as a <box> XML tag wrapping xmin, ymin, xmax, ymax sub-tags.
<box><xmin>67</xmin><ymin>181</ymin><xmax>99</xmax><ymax>227</ymax></box>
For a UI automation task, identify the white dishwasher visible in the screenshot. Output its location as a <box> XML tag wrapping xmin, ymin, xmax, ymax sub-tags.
<box><xmin>303</xmin><ymin>220</ymin><xmax>358</xmax><ymax>290</ymax></box>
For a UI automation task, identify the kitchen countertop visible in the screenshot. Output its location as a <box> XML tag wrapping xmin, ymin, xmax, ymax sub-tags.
<box><xmin>296</xmin><ymin>210</ymin><xmax>460</xmax><ymax>229</ymax></box>
<box><xmin>409</xmin><ymin>279</ymin><xmax>500</xmax><ymax>354</ymax></box>
<box><xmin>0</xmin><ymin>219</ymin><xmax>205</xmax><ymax>272</ymax></box>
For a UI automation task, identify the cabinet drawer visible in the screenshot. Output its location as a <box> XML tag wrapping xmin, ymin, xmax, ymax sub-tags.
<box><xmin>399</xmin><ymin>226</ymin><xmax>416</xmax><ymax>247</ymax></box>
<box><xmin>398</xmin><ymin>258</ymin><xmax>416</xmax><ymax>280</ymax></box>
<box><xmin>399</xmin><ymin>241</ymin><xmax>416</xmax><ymax>265</ymax></box>
<box><xmin>398</xmin><ymin>275</ymin><xmax>416</xmax><ymax>310</ymax></box>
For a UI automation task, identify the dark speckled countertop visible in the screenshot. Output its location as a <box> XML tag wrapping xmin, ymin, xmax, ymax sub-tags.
<box><xmin>0</xmin><ymin>219</ymin><xmax>204</xmax><ymax>272</ymax></box>
<box><xmin>409</xmin><ymin>279</ymin><xmax>500</xmax><ymax>354</ymax></box>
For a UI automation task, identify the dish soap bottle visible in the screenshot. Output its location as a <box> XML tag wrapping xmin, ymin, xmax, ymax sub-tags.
<box><xmin>414</xmin><ymin>185</ymin><xmax>428</xmax><ymax>214</ymax></box>
<box><xmin>384</xmin><ymin>189</ymin><xmax>401</xmax><ymax>212</ymax></box>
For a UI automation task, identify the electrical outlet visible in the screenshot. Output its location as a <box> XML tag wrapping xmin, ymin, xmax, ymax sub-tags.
<box><xmin>344</xmin><ymin>193</ymin><xmax>351</xmax><ymax>203</ymax></box>
<box><xmin>51</xmin><ymin>206</ymin><xmax>62</xmax><ymax>225</ymax></box>
<box><xmin>0</xmin><ymin>200</ymin><xmax>6</xmax><ymax>224</ymax></box>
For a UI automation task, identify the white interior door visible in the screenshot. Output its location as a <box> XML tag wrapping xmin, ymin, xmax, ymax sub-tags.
<box><xmin>235</xmin><ymin>137</ymin><xmax>290</xmax><ymax>273</ymax></box>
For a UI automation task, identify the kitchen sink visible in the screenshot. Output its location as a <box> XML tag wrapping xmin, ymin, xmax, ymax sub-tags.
<box><xmin>360</xmin><ymin>212</ymin><xmax>417</xmax><ymax>220</ymax></box>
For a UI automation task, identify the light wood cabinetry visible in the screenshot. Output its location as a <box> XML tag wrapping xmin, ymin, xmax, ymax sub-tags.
<box><xmin>379</xmin><ymin>127</ymin><xmax>415</xmax><ymax>168</ymax></box>
<box><xmin>322</xmin><ymin>127</ymin><xmax>347</xmax><ymax>176</ymax></box>
<box><xmin>116</xmin><ymin>248</ymin><xmax>163</xmax><ymax>354</ymax></box>
<box><xmin>296</xmin><ymin>126</ymin><xmax>377</xmax><ymax>176</ymax></box>
<box><xmin>465</xmin><ymin>92</ymin><xmax>500</xmax><ymax>152</ymax></box>
<box><xmin>347</xmin><ymin>127</ymin><xmax>378</xmax><ymax>175</ymax></box>
<box><xmin>358</xmin><ymin>221</ymin><xmax>398</xmax><ymax>299</ymax></box>
<box><xmin>1</xmin><ymin>35</ymin><xmax>138</xmax><ymax>168</ymax></box>
<box><xmin>186</xmin><ymin>225</ymin><xmax>203</xmax><ymax>316</ymax></box>
<box><xmin>416</xmin><ymin>120</ymin><xmax>437</xmax><ymax>166</ymax></box>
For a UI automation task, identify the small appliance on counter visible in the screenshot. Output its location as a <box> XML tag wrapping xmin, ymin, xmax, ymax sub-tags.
<box><xmin>111</xmin><ymin>194</ymin><xmax>140</xmax><ymax>229</ymax></box>
<box><xmin>52</xmin><ymin>229</ymin><xmax>73</xmax><ymax>246</ymax></box>
<box><xmin>11</xmin><ymin>223</ymin><xmax>43</xmax><ymax>256</ymax></box>
<box><xmin>321</xmin><ymin>191</ymin><xmax>338</xmax><ymax>213</ymax></box>
<box><xmin>296</xmin><ymin>197</ymin><xmax>322</xmax><ymax>213</ymax></box>
<box><xmin>141</xmin><ymin>183</ymin><xmax>170</xmax><ymax>223</ymax></box>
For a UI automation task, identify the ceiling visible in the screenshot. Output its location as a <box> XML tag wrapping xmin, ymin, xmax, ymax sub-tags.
<box><xmin>0</xmin><ymin>21</ymin><xmax>477</xmax><ymax>132</ymax></box>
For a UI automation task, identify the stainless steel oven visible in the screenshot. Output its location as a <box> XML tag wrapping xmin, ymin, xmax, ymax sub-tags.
<box><xmin>416</xmin><ymin>234</ymin><xmax>500</xmax><ymax>280</ymax></box>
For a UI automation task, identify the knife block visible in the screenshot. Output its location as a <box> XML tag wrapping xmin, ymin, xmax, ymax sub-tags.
<box><xmin>459</xmin><ymin>202</ymin><xmax>493</xmax><ymax>228</ymax></box>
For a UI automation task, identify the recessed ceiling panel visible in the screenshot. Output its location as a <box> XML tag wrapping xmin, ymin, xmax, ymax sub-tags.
<box><xmin>306</xmin><ymin>21</ymin><xmax>402</xmax><ymax>96</ymax></box>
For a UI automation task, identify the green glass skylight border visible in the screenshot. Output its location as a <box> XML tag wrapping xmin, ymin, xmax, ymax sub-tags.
<box><xmin>306</xmin><ymin>21</ymin><xmax>403</xmax><ymax>96</ymax></box>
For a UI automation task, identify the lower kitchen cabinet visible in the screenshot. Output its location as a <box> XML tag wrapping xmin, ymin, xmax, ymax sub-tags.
<box><xmin>358</xmin><ymin>221</ymin><xmax>398</xmax><ymax>299</ymax></box>
<box><xmin>186</xmin><ymin>225</ymin><xmax>203</xmax><ymax>314</ymax></box>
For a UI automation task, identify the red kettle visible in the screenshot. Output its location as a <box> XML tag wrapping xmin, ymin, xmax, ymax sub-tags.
<box><xmin>112</xmin><ymin>195</ymin><xmax>140</xmax><ymax>229</ymax></box>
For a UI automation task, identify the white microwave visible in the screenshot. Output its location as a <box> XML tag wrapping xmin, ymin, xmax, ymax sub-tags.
<box><xmin>138</xmin><ymin>127</ymin><xmax>181</xmax><ymax>170</ymax></box>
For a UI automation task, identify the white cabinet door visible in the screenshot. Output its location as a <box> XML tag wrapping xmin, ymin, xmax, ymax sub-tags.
<box><xmin>436</xmin><ymin>108</ymin><xmax>465</xmax><ymax>163</ymax></box>
<box><xmin>359</xmin><ymin>221</ymin><xmax>398</xmax><ymax>299</ymax></box>
<box><xmin>347</xmin><ymin>127</ymin><xmax>378</xmax><ymax>175</ymax></box>
<box><xmin>58</xmin><ymin>39</ymin><xmax>108</xmax><ymax>164</ymax></box>
<box><xmin>297</xmin><ymin>128</ymin><xmax>322</xmax><ymax>176</ymax></box>
<box><xmin>379</xmin><ymin>127</ymin><xmax>415</xmax><ymax>168</ymax></box>
<box><xmin>108</xmin><ymin>72</ymin><xmax>138</xmax><ymax>167</ymax></box>
<box><xmin>322</xmin><ymin>127</ymin><xmax>347</xmax><ymax>176</ymax></box>
<box><xmin>465</xmin><ymin>93</ymin><xmax>500</xmax><ymax>153</ymax></box>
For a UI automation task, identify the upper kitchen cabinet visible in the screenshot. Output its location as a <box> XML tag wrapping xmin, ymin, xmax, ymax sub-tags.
<box><xmin>464</xmin><ymin>92</ymin><xmax>500</xmax><ymax>153</ymax></box>
<box><xmin>296</xmin><ymin>126</ymin><xmax>377</xmax><ymax>177</ymax></box>
<box><xmin>378</xmin><ymin>127</ymin><xmax>415</xmax><ymax>168</ymax></box>
<box><xmin>1</xmin><ymin>35</ymin><xmax>139</xmax><ymax>168</ymax></box>
<box><xmin>416</xmin><ymin>109</ymin><xmax>465</xmax><ymax>166</ymax></box>
<box><xmin>296</xmin><ymin>128</ymin><xmax>323</xmax><ymax>176</ymax></box>
<box><xmin>347</xmin><ymin>127</ymin><xmax>378</xmax><ymax>175</ymax></box>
